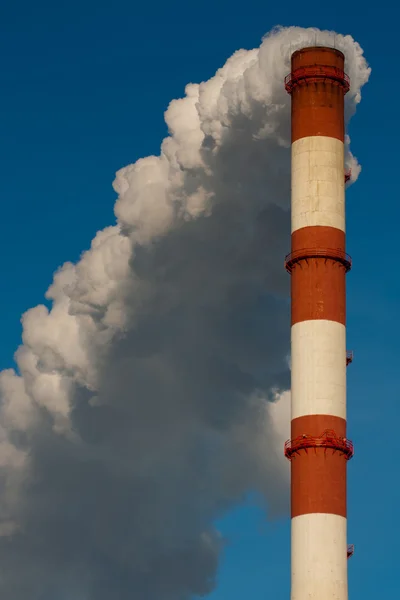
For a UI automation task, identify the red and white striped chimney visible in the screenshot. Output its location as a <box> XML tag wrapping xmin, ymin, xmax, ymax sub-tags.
<box><xmin>284</xmin><ymin>47</ymin><xmax>354</xmax><ymax>600</ymax></box>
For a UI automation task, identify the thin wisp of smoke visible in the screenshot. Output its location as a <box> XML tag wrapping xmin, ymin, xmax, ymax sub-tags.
<box><xmin>0</xmin><ymin>26</ymin><xmax>369</xmax><ymax>600</ymax></box>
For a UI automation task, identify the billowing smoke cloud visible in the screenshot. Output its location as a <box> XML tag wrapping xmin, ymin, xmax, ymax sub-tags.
<box><xmin>0</xmin><ymin>26</ymin><xmax>369</xmax><ymax>599</ymax></box>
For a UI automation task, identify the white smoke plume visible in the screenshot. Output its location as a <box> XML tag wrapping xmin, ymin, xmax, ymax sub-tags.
<box><xmin>0</xmin><ymin>26</ymin><xmax>369</xmax><ymax>599</ymax></box>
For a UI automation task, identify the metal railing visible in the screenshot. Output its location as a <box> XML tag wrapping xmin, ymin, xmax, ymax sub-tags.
<box><xmin>284</xmin><ymin>429</ymin><xmax>354</xmax><ymax>461</ymax></box>
<box><xmin>285</xmin><ymin>65</ymin><xmax>350</xmax><ymax>94</ymax></box>
<box><xmin>285</xmin><ymin>248</ymin><xmax>352</xmax><ymax>273</ymax></box>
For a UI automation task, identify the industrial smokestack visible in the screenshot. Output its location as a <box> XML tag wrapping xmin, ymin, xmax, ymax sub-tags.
<box><xmin>284</xmin><ymin>47</ymin><xmax>354</xmax><ymax>599</ymax></box>
<box><xmin>0</xmin><ymin>29</ymin><xmax>370</xmax><ymax>598</ymax></box>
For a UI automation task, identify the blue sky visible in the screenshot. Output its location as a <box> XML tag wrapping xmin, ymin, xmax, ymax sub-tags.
<box><xmin>0</xmin><ymin>0</ymin><xmax>397</xmax><ymax>598</ymax></box>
